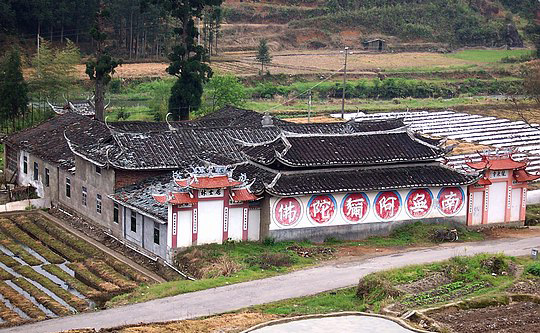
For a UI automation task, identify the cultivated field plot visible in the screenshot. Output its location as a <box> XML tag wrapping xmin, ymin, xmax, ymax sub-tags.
<box><xmin>0</xmin><ymin>213</ymin><xmax>151</xmax><ymax>327</ymax></box>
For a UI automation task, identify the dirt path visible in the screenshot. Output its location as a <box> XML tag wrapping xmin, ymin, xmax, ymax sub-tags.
<box><xmin>2</xmin><ymin>236</ymin><xmax>539</xmax><ymax>333</ymax></box>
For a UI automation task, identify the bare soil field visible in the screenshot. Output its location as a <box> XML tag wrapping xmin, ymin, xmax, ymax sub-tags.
<box><xmin>429</xmin><ymin>301</ymin><xmax>540</xmax><ymax>333</ymax></box>
<box><xmin>71</xmin><ymin>51</ymin><xmax>479</xmax><ymax>80</ymax></box>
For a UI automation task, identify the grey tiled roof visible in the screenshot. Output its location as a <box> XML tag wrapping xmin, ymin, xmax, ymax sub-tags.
<box><xmin>266</xmin><ymin>164</ymin><xmax>479</xmax><ymax>196</ymax></box>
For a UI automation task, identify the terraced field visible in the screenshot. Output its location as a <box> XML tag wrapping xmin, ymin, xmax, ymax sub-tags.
<box><xmin>0</xmin><ymin>213</ymin><xmax>152</xmax><ymax>327</ymax></box>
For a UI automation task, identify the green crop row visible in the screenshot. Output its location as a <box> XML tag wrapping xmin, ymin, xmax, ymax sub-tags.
<box><xmin>0</xmin><ymin>298</ymin><xmax>24</xmax><ymax>325</ymax></box>
<box><xmin>0</xmin><ymin>254</ymin><xmax>19</xmax><ymax>269</ymax></box>
<box><xmin>0</xmin><ymin>219</ymin><xmax>63</xmax><ymax>264</ymax></box>
<box><xmin>0</xmin><ymin>266</ymin><xmax>13</xmax><ymax>281</ymax></box>
<box><xmin>33</xmin><ymin>217</ymin><xmax>104</xmax><ymax>258</ymax></box>
<box><xmin>0</xmin><ymin>231</ymin><xmax>42</xmax><ymax>266</ymax></box>
<box><xmin>84</xmin><ymin>260</ymin><xmax>137</xmax><ymax>292</ymax></box>
<box><xmin>67</xmin><ymin>263</ymin><xmax>120</xmax><ymax>294</ymax></box>
<box><xmin>42</xmin><ymin>265</ymin><xmax>101</xmax><ymax>300</ymax></box>
<box><xmin>0</xmin><ymin>281</ymin><xmax>45</xmax><ymax>320</ymax></box>
<box><xmin>13</xmin><ymin>217</ymin><xmax>85</xmax><ymax>263</ymax></box>
<box><xmin>14</xmin><ymin>266</ymin><xmax>87</xmax><ymax>312</ymax></box>
<box><xmin>11</xmin><ymin>277</ymin><xmax>70</xmax><ymax>316</ymax></box>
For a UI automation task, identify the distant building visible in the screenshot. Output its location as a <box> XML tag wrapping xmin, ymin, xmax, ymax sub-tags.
<box><xmin>48</xmin><ymin>98</ymin><xmax>96</xmax><ymax>117</ymax></box>
<box><xmin>362</xmin><ymin>39</ymin><xmax>386</xmax><ymax>52</ymax></box>
<box><xmin>3</xmin><ymin>107</ymin><xmax>538</xmax><ymax>263</ymax></box>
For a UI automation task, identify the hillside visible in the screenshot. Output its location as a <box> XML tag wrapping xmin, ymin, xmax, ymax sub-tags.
<box><xmin>219</xmin><ymin>0</ymin><xmax>537</xmax><ymax>51</ymax></box>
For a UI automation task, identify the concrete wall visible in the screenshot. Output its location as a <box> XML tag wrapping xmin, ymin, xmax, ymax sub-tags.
<box><xmin>16</xmin><ymin>150</ymin><xmax>59</xmax><ymax>206</ymax></box>
<box><xmin>267</xmin><ymin>186</ymin><xmax>468</xmax><ymax>242</ymax></box>
<box><xmin>124</xmin><ymin>206</ymin><xmax>168</xmax><ymax>260</ymax></box>
<box><xmin>58</xmin><ymin>156</ymin><xmax>121</xmax><ymax>236</ymax></box>
<box><xmin>269</xmin><ymin>216</ymin><xmax>466</xmax><ymax>242</ymax></box>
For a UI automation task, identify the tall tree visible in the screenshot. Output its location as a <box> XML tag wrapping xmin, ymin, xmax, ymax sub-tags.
<box><xmin>256</xmin><ymin>39</ymin><xmax>272</xmax><ymax>74</ymax></box>
<box><xmin>203</xmin><ymin>74</ymin><xmax>246</xmax><ymax>113</ymax></box>
<box><xmin>30</xmin><ymin>39</ymin><xmax>81</xmax><ymax>100</ymax></box>
<box><xmin>85</xmin><ymin>1</ymin><xmax>122</xmax><ymax>122</ymax></box>
<box><xmin>147</xmin><ymin>0</ymin><xmax>222</xmax><ymax>120</ymax></box>
<box><xmin>0</xmin><ymin>49</ymin><xmax>29</xmax><ymax>131</ymax></box>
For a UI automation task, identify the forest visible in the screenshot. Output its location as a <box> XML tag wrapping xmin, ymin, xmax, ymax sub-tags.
<box><xmin>1</xmin><ymin>0</ymin><xmax>538</xmax><ymax>59</ymax></box>
<box><xmin>0</xmin><ymin>0</ymin><xmax>222</xmax><ymax>60</ymax></box>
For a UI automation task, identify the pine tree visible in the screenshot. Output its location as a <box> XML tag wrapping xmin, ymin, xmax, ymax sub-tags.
<box><xmin>0</xmin><ymin>49</ymin><xmax>29</xmax><ymax>132</ymax></box>
<box><xmin>147</xmin><ymin>0</ymin><xmax>222</xmax><ymax>120</ymax></box>
<box><xmin>256</xmin><ymin>39</ymin><xmax>272</xmax><ymax>74</ymax></box>
<box><xmin>85</xmin><ymin>0</ymin><xmax>122</xmax><ymax>122</ymax></box>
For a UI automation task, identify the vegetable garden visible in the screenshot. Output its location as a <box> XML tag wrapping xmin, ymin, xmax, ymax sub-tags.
<box><xmin>0</xmin><ymin>213</ymin><xmax>152</xmax><ymax>327</ymax></box>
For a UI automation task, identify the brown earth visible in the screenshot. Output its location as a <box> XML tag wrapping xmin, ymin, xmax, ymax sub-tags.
<box><xmin>508</xmin><ymin>278</ymin><xmax>540</xmax><ymax>295</ymax></box>
<box><xmin>447</xmin><ymin>140</ymin><xmax>492</xmax><ymax>156</ymax></box>
<box><xmin>106</xmin><ymin>312</ymin><xmax>279</xmax><ymax>333</ymax></box>
<box><xmin>66</xmin><ymin>51</ymin><xmax>478</xmax><ymax>80</ymax></box>
<box><xmin>429</xmin><ymin>302</ymin><xmax>540</xmax><ymax>333</ymax></box>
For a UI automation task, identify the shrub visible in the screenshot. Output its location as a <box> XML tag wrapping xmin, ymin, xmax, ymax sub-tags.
<box><xmin>356</xmin><ymin>274</ymin><xmax>402</xmax><ymax>304</ymax></box>
<box><xmin>247</xmin><ymin>252</ymin><xmax>294</xmax><ymax>269</ymax></box>
<box><xmin>199</xmin><ymin>255</ymin><xmax>243</xmax><ymax>278</ymax></box>
<box><xmin>526</xmin><ymin>262</ymin><xmax>540</xmax><ymax>277</ymax></box>
<box><xmin>263</xmin><ymin>237</ymin><xmax>276</xmax><ymax>246</ymax></box>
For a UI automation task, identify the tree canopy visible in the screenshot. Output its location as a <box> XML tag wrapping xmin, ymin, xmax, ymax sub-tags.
<box><xmin>0</xmin><ymin>49</ymin><xmax>29</xmax><ymax>131</ymax></box>
<box><xmin>147</xmin><ymin>0</ymin><xmax>222</xmax><ymax>120</ymax></box>
<box><xmin>256</xmin><ymin>39</ymin><xmax>272</xmax><ymax>74</ymax></box>
<box><xmin>30</xmin><ymin>38</ymin><xmax>81</xmax><ymax>100</ymax></box>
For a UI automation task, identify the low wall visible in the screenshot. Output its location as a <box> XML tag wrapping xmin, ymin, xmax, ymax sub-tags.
<box><xmin>269</xmin><ymin>217</ymin><xmax>466</xmax><ymax>242</ymax></box>
<box><xmin>0</xmin><ymin>198</ymin><xmax>49</xmax><ymax>212</ymax></box>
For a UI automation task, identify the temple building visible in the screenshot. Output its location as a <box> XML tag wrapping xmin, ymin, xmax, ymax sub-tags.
<box><xmin>3</xmin><ymin>107</ymin><xmax>538</xmax><ymax>263</ymax></box>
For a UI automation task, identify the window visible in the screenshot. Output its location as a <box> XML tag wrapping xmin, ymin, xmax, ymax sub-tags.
<box><xmin>95</xmin><ymin>165</ymin><xmax>101</xmax><ymax>175</ymax></box>
<box><xmin>44</xmin><ymin>168</ymin><xmax>50</xmax><ymax>187</ymax></box>
<box><xmin>33</xmin><ymin>162</ymin><xmax>38</xmax><ymax>181</ymax></box>
<box><xmin>130</xmin><ymin>212</ymin><xmax>137</xmax><ymax>232</ymax></box>
<box><xmin>65</xmin><ymin>178</ymin><xmax>71</xmax><ymax>198</ymax></box>
<box><xmin>23</xmin><ymin>156</ymin><xmax>28</xmax><ymax>174</ymax></box>
<box><xmin>82</xmin><ymin>187</ymin><xmax>87</xmax><ymax>206</ymax></box>
<box><xmin>96</xmin><ymin>194</ymin><xmax>102</xmax><ymax>214</ymax></box>
<box><xmin>113</xmin><ymin>203</ymin><xmax>119</xmax><ymax>224</ymax></box>
<box><xmin>153</xmin><ymin>223</ymin><xmax>160</xmax><ymax>245</ymax></box>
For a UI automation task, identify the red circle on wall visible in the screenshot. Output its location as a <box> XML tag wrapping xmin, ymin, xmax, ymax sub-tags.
<box><xmin>342</xmin><ymin>193</ymin><xmax>370</xmax><ymax>223</ymax></box>
<box><xmin>374</xmin><ymin>191</ymin><xmax>401</xmax><ymax>221</ymax></box>
<box><xmin>308</xmin><ymin>195</ymin><xmax>336</xmax><ymax>224</ymax></box>
<box><xmin>406</xmin><ymin>189</ymin><xmax>433</xmax><ymax>218</ymax></box>
<box><xmin>437</xmin><ymin>187</ymin><xmax>464</xmax><ymax>216</ymax></box>
<box><xmin>274</xmin><ymin>197</ymin><xmax>302</xmax><ymax>227</ymax></box>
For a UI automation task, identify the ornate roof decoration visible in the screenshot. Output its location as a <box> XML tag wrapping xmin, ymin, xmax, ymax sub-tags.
<box><xmin>465</xmin><ymin>150</ymin><xmax>529</xmax><ymax>171</ymax></box>
<box><xmin>150</xmin><ymin>165</ymin><xmax>260</xmax><ymax>206</ymax></box>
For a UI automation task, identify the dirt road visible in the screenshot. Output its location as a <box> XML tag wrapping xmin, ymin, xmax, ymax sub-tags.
<box><xmin>2</xmin><ymin>236</ymin><xmax>539</xmax><ymax>333</ymax></box>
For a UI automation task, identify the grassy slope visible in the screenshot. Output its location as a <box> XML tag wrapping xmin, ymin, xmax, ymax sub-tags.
<box><xmin>107</xmin><ymin>222</ymin><xmax>484</xmax><ymax>307</ymax></box>
<box><xmin>250</xmin><ymin>254</ymin><xmax>537</xmax><ymax>316</ymax></box>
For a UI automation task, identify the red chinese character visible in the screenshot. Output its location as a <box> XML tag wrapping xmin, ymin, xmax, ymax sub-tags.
<box><xmin>406</xmin><ymin>189</ymin><xmax>433</xmax><ymax>218</ymax></box>
<box><xmin>375</xmin><ymin>191</ymin><xmax>401</xmax><ymax>221</ymax></box>
<box><xmin>274</xmin><ymin>197</ymin><xmax>302</xmax><ymax>226</ymax></box>
<box><xmin>342</xmin><ymin>193</ymin><xmax>369</xmax><ymax>223</ymax></box>
<box><xmin>308</xmin><ymin>195</ymin><xmax>336</xmax><ymax>224</ymax></box>
<box><xmin>438</xmin><ymin>187</ymin><xmax>464</xmax><ymax>216</ymax></box>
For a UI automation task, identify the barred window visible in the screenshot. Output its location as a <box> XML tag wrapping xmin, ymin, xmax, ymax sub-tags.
<box><xmin>131</xmin><ymin>212</ymin><xmax>137</xmax><ymax>232</ymax></box>
<box><xmin>96</xmin><ymin>194</ymin><xmax>102</xmax><ymax>214</ymax></box>
<box><xmin>82</xmin><ymin>187</ymin><xmax>87</xmax><ymax>206</ymax></box>
<box><xmin>65</xmin><ymin>178</ymin><xmax>71</xmax><ymax>198</ymax></box>
<box><xmin>113</xmin><ymin>203</ymin><xmax>119</xmax><ymax>224</ymax></box>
